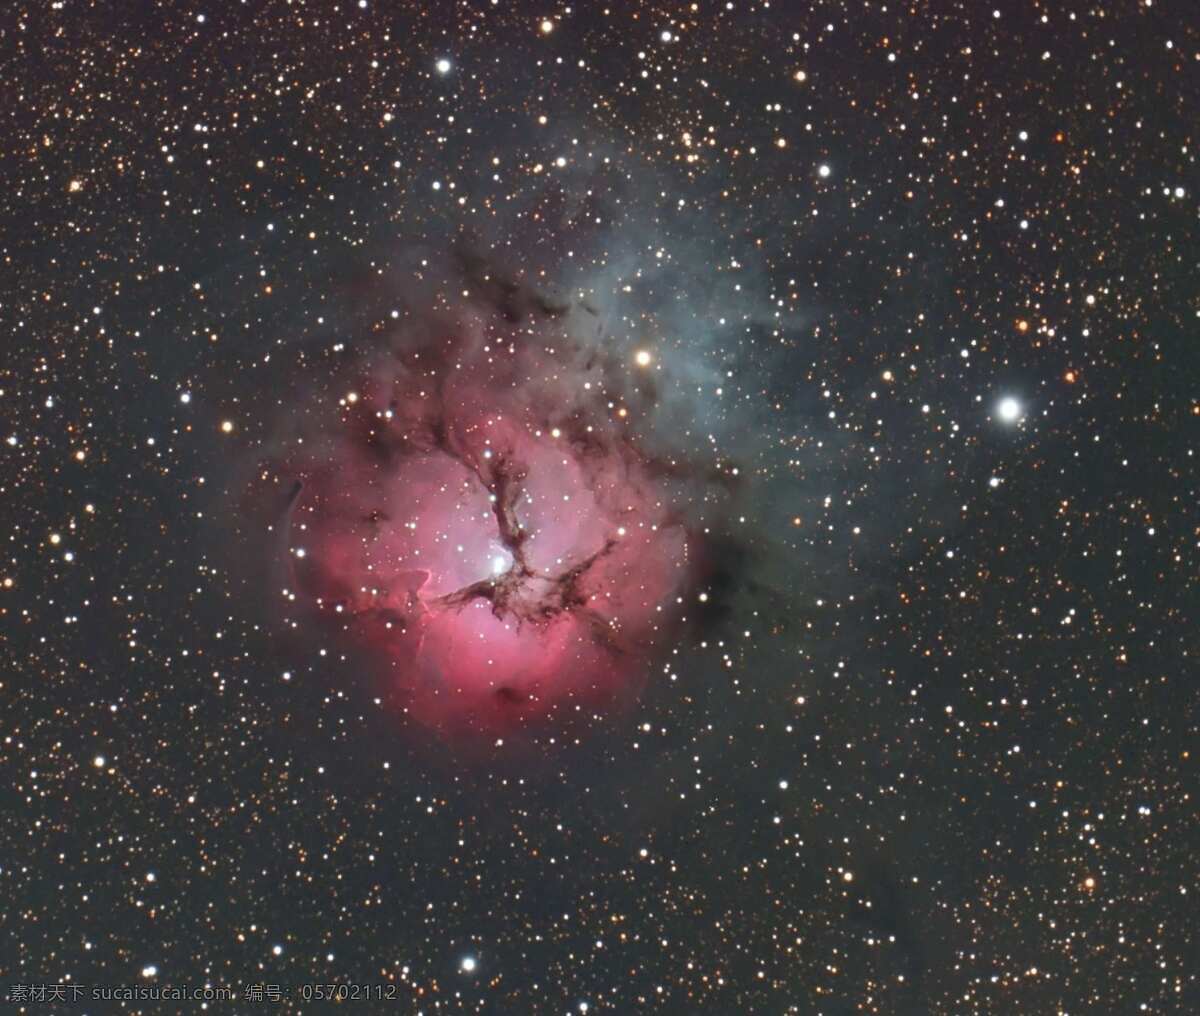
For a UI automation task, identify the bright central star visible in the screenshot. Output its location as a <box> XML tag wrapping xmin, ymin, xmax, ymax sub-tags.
<box><xmin>997</xmin><ymin>397</ymin><xmax>1021</xmax><ymax>423</ymax></box>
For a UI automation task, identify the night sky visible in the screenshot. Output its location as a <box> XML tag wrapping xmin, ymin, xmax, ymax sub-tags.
<box><xmin>3</xmin><ymin>2</ymin><xmax>1198</xmax><ymax>1014</ymax></box>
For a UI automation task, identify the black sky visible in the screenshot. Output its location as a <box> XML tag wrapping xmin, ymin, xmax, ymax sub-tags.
<box><xmin>2</xmin><ymin>2</ymin><xmax>1197</xmax><ymax>1013</ymax></box>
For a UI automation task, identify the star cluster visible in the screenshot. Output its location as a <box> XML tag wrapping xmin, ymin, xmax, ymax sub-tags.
<box><xmin>2</xmin><ymin>2</ymin><xmax>1197</xmax><ymax>1014</ymax></box>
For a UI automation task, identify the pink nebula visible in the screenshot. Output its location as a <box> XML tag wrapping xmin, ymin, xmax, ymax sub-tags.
<box><xmin>266</xmin><ymin>331</ymin><xmax>701</xmax><ymax>737</ymax></box>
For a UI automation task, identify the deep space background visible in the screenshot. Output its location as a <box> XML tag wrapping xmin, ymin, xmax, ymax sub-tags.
<box><xmin>2</xmin><ymin>1</ymin><xmax>1198</xmax><ymax>1013</ymax></box>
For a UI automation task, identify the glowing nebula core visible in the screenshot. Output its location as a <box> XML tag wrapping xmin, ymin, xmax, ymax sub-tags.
<box><xmin>260</xmin><ymin>317</ymin><xmax>708</xmax><ymax>737</ymax></box>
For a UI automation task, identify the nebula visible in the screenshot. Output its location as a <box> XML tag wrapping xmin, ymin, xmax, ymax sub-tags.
<box><xmin>244</xmin><ymin>256</ymin><xmax>726</xmax><ymax>738</ymax></box>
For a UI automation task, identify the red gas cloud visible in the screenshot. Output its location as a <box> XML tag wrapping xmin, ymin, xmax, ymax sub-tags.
<box><xmin>262</xmin><ymin>325</ymin><xmax>705</xmax><ymax>738</ymax></box>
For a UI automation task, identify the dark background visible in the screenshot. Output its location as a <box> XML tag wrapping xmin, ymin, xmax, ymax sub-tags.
<box><xmin>1</xmin><ymin>1</ymin><xmax>1196</xmax><ymax>1013</ymax></box>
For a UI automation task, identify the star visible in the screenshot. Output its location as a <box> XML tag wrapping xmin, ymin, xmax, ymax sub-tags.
<box><xmin>997</xmin><ymin>396</ymin><xmax>1022</xmax><ymax>423</ymax></box>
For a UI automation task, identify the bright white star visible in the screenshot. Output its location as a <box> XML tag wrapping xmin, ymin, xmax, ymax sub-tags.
<box><xmin>997</xmin><ymin>397</ymin><xmax>1021</xmax><ymax>423</ymax></box>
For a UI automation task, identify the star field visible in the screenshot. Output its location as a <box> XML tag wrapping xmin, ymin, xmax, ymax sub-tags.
<box><xmin>2</xmin><ymin>2</ymin><xmax>1197</xmax><ymax>1014</ymax></box>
